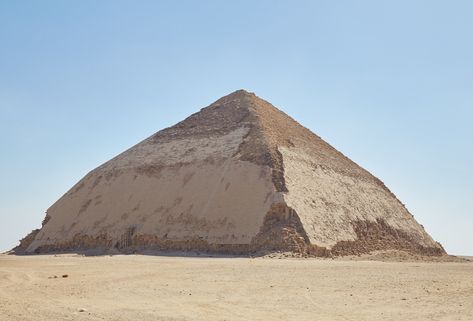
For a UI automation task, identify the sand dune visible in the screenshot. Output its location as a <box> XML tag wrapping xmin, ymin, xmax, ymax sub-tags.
<box><xmin>0</xmin><ymin>254</ymin><xmax>471</xmax><ymax>321</ymax></box>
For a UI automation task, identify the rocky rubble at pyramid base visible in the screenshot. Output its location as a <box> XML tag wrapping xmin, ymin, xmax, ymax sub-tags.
<box><xmin>12</xmin><ymin>229</ymin><xmax>40</xmax><ymax>254</ymax></box>
<box><xmin>330</xmin><ymin>219</ymin><xmax>445</xmax><ymax>256</ymax></box>
<box><xmin>14</xmin><ymin>216</ymin><xmax>445</xmax><ymax>258</ymax></box>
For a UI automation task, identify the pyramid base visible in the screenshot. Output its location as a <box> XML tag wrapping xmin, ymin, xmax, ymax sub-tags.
<box><xmin>14</xmin><ymin>205</ymin><xmax>445</xmax><ymax>257</ymax></box>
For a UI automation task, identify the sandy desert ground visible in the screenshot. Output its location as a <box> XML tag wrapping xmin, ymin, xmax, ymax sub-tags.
<box><xmin>0</xmin><ymin>253</ymin><xmax>472</xmax><ymax>321</ymax></box>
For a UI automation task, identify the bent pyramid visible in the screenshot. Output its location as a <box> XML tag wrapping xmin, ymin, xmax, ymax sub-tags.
<box><xmin>15</xmin><ymin>90</ymin><xmax>445</xmax><ymax>256</ymax></box>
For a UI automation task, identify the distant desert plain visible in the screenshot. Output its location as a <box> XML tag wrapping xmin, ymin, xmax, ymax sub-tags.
<box><xmin>1</xmin><ymin>252</ymin><xmax>472</xmax><ymax>321</ymax></box>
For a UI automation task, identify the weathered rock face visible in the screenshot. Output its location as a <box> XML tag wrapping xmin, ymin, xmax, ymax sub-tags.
<box><xmin>16</xmin><ymin>90</ymin><xmax>445</xmax><ymax>256</ymax></box>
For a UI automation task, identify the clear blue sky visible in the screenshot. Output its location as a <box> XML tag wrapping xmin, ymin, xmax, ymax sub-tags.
<box><xmin>1</xmin><ymin>1</ymin><xmax>472</xmax><ymax>254</ymax></box>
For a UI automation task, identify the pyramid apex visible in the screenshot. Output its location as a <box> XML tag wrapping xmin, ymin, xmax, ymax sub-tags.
<box><xmin>229</xmin><ymin>89</ymin><xmax>255</xmax><ymax>96</ymax></box>
<box><xmin>211</xmin><ymin>89</ymin><xmax>257</xmax><ymax>105</ymax></box>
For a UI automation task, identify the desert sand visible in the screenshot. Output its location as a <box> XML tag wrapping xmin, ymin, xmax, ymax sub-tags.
<box><xmin>1</xmin><ymin>253</ymin><xmax>472</xmax><ymax>321</ymax></box>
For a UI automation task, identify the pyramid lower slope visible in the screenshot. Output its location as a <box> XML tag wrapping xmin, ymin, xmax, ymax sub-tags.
<box><xmin>15</xmin><ymin>90</ymin><xmax>445</xmax><ymax>256</ymax></box>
